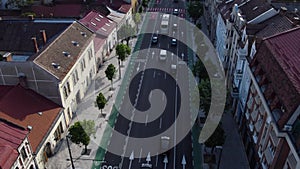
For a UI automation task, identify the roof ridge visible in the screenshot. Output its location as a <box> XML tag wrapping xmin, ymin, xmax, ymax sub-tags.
<box><xmin>263</xmin><ymin>26</ymin><xmax>300</xmax><ymax>41</ymax></box>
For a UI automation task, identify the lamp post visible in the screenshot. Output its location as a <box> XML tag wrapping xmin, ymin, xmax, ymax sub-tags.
<box><xmin>216</xmin><ymin>146</ymin><xmax>223</xmax><ymax>169</ymax></box>
<box><xmin>118</xmin><ymin>59</ymin><xmax>121</xmax><ymax>80</ymax></box>
<box><xmin>66</xmin><ymin>135</ymin><xmax>75</xmax><ymax>169</ymax></box>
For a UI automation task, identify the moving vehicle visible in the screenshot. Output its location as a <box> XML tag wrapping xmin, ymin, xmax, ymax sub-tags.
<box><xmin>152</xmin><ymin>34</ymin><xmax>158</xmax><ymax>44</ymax></box>
<box><xmin>171</xmin><ymin>38</ymin><xmax>177</xmax><ymax>46</ymax></box>
<box><xmin>160</xmin><ymin>50</ymin><xmax>167</xmax><ymax>60</ymax></box>
<box><xmin>173</xmin><ymin>8</ymin><xmax>179</xmax><ymax>15</ymax></box>
<box><xmin>160</xmin><ymin>14</ymin><xmax>170</xmax><ymax>35</ymax></box>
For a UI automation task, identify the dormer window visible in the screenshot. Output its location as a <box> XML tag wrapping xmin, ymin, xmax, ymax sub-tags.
<box><xmin>91</xmin><ymin>22</ymin><xmax>96</xmax><ymax>26</ymax></box>
<box><xmin>52</xmin><ymin>62</ymin><xmax>60</xmax><ymax>69</ymax></box>
<box><xmin>105</xmin><ymin>23</ymin><xmax>110</xmax><ymax>26</ymax></box>
<box><xmin>80</xmin><ymin>32</ymin><xmax>87</xmax><ymax>37</ymax></box>
<box><xmin>98</xmin><ymin>14</ymin><xmax>103</xmax><ymax>18</ymax></box>
<box><xmin>71</xmin><ymin>41</ymin><xmax>79</xmax><ymax>47</ymax></box>
<box><xmin>101</xmin><ymin>27</ymin><xmax>107</xmax><ymax>31</ymax></box>
<box><xmin>63</xmin><ymin>51</ymin><xmax>71</xmax><ymax>57</ymax></box>
<box><xmin>108</xmin><ymin>20</ymin><xmax>113</xmax><ymax>23</ymax></box>
<box><xmin>95</xmin><ymin>18</ymin><xmax>101</xmax><ymax>22</ymax></box>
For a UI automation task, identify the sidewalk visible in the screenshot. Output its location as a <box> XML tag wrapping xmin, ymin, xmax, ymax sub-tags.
<box><xmin>46</xmin><ymin>39</ymin><xmax>136</xmax><ymax>169</ymax></box>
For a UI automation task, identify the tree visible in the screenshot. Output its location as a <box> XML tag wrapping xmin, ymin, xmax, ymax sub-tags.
<box><xmin>105</xmin><ymin>64</ymin><xmax>116</xmax><ymax>90</ymax></box>
<box><xmin>117</xmin><ymin>24</ymin><xmax>136</xmax><ymax>45</ymax></box>
<box><xmin>96</xmin><ymin>92</ymin><xmax>107</xmax><ymax>116</ymax></box>
<box><xmin>68</xmin><ymin>121</ymin><xmax>91</xmax><ymax>154</ymax></box>
<box><xmin>198</xmin><ymin>79</ymin><xmax>211</xmax><ymax>115</ymax></box>
<box><xmin>193</xmin><ymin>60</ymin><xmax>209</xmax><ymax>80</ymax></box>
<box><xmin>204</xmin><ymin>124</ymin><xmax>226</xmax><ymax>154</ymax></box>
<box><xmin>133</xmin><ymin>13</ymin><xmax>141</xmax><ymax>32</ymax></box>
<box><xmin>187</xmin><ymin>1</ymin><xmax>203</xmax><ymax>23</ymax></box>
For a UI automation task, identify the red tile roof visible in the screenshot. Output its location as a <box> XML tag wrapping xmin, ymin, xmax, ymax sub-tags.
<box><xmin>250</xmin><ymin>27</ymin><xmax>300</xmax><ymax>128</ymax></box>
<box><xmin>31</xmin><ymin>4</ymin><xmax>83</xmax><ymax>18</ymax></box>
<box><xmin>80</xmin><ymin>11</ymin><xmax>116</xmax><ymax>36</ymax></box>
<box><xmin>97</xmin><ymin>0</ymin><xmax>131</xmax><ymax>13</ymax></box>
<box><xmin>0</xmin><ymin>121</ymin><xmax>28</xmax><ymax>169</ymax></box>
<box><xmin>265</xmin><ymin>27</ymin><xmax>300</xmax><ymax>94</ymax></box>
<box><xmin>0</xmin><ymin>85</ymin><xmax>62</xmax><ymax>153</ymax></box>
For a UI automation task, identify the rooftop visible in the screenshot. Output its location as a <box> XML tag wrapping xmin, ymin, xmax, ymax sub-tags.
<box><xmin>247</xmin><ymin>12</ymin><xmax>296</xmax><ymax>37</ymax></box>
<box><xmin>0</xmin><ymin>121</ymin><xmax>28</xmax><ymax>169</ymax></box>
<box><xmin>239</xmin><ymin>0</ymin><xmax>274</xmax><ymax>22</ymax></box>
<box><xmin>218</xmin><ymin>0</ymin><xmax>244</xmax><ymax>20</ymax></box>
<box><xmin>31</xmin><ymin>4</ymin><xmax>83</xmax><ymax>18</ymax></box>
<box><xmin>34</xmin><ymin>21</ymin><xmax>94</xmax><ymax>80</ymax></box>
<box><xmin>0</xmin><ymin>85</ymin><xmax>62</xmax><ymax>152</ymax></box>
<box><xmin>80</xmin><ymin>11</ymin><xmax>116</xmax><ymax>37</ymax></box>
<box><xmin>0</xmin><ymin>20</ymin><xmax>70</xmax><ymax>55</ymax></box>
<box><xmin>250</xmin><ymin>27</ymin><xmax>300</xmax><ymax>128</ymax></box>
<box><xmin>97</xmin><ymin>0</ymin><xmax>131</xmax><ymax>13</ymax></box>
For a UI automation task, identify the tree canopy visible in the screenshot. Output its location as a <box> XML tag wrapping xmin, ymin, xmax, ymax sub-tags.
<box><xmin>96</xmin><ymin>92</ymin><xmax>107</xmax><ymax>115</ymax></box>
<box><xmin>105</xmin><ymin>64</ymin><xmax>116</xmax><ymax>89</ymax></box>
<box><xmin>204</xmin><ymin>124</ymin><xmax>226</xmax><ymax>148</ymax></box>
<box><xmin>116</xmin><ymin>44</ymin><xmax>131</xmax><ymax>62</ymax></box>
<box><xmin>117</xmin><ymin>24</ymin><xmax>136</xmax><ymax>44</ymax></box>
<box><xmin>187</xmin><ymin>1</ymin><xmax>203</xmax><ymax>22</ymax></box>
<box><xmin>198</xmin><ymin>78</ymin><xmax>211</xmax><ymax>115</ymax></box>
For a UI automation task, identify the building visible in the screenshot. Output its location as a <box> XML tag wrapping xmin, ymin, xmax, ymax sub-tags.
<box><xmin>241</xmin><ymin>27</ymin><xmax>300</xmax><ymax>169</ymax></box>
<box><xmin>0</xmin><ymin>121</ymin><xmax>35</xmax><ymax>169</ymax></box>
<box><xmin>0</xmin><ymin>20</ymin><xmax>96</xmax><ymax>124</ymax></box>
<box><xmin>0</xmin><ymin>84</ymin><xmax>66</xmax><ymax>169</ymax></box>
<box><xmin>80</xmin><ymin>11</ymin><xmax>117</xmax><ymax>65</ymax></box>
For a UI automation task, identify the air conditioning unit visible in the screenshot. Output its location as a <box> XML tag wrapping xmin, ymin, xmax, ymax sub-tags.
<box><xmin>283</xmin><ymin>125</ymin><xmax>292</xmax><ymax>132</ymax></box>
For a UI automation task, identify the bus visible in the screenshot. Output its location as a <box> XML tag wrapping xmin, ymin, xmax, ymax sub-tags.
<box><xmin>160</xmin><ymin>14</ymin><xmax>170</xmax><ymax>35</ymax></box>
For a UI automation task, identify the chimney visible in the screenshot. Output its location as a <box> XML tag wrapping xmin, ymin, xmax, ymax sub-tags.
<box><xmin>18</xmin><ymin>73</ymin><xmax>28</xmax><ymax>89</ymax></box>
<box><xmin>293</xmin><ymin>17</ymin><xmax>300</xmax><ymax>25</ymax></box>
<box><xmin>280</xmin><ymin>6</ymin><xmax>288</xmax><ymax>15</ymax></box>
<box><xmin>28</xmin><ymin>14</ymin><xmax>34</xmax><ymax>20</ymax></box>
<box><xmin>40</xmin><ymin>30</ymin><xmax>47</xmax><ymax>44</ymax></box>
<box><xmin>32</xmin><ymin>37</ymin><xmax>39</xmax><ymax>53</ymax></box>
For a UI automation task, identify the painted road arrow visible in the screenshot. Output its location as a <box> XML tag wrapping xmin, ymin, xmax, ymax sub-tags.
<box><xmin>129</xmin><ymin>151</ymin><xmax>134</xmax><ymax>169</ymax></box>
<box><xmin>146</xmin><ymin>152</ymin><xmax>151</xmax><ymax>163</ymax></box>
<box><xmin>163</xmin><ymin>155</ymin><xmax>168</xmax><ymax>169</ymax></box>
<box><xmin>182</xmin><ymin>155</ymin><xmax>186</xmax><ymax>169</ymax></box>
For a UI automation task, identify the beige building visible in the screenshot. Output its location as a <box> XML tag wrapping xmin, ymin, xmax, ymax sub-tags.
<box><xmin>0</xmin><ymin>20</ymin><xmax>96</xmax><ymax>124</ymax></box>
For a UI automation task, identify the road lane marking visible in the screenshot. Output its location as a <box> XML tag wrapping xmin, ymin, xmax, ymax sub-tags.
<box><xmin>162</xmin><ymin>93</ymin><xmax>164</xmax><ymax>101</ymax></box>
<box><xmin>155</xmin><ymin>152</ymin><xmax>159</xmax><ymax>167</ymax></box>
<box><xmin>153</xmin><ymin>71</ymin><xmax>156</xmax><ymax>78</ymax></box>
<box><xmin>145</xmin><ymin>114</ymin><xmax>149</xmax><ymax>126</ymax></box>
<box><xmin>164</xmin><ymin>72</ymin><xmax>167</xmax><ymax>79</ymax></box>
<box><xmin>159</xmin><ymin>117</ymin><xmax>162</xmax><ymax>129</ymax></box>
<box><xmin>139</xmin><ymin>148</ymin><xmax>143</xmax><ymax>163</ymax></box>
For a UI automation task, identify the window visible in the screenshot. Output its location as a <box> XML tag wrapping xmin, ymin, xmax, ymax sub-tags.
<box><xmin>88</xmin><ymin>49</ymin><xmax>93</xmax><ymax>60</ymax></box>
<box><xmin>21</xmin><ymin>147</ymin><xmax>28</xmax><ymax>161</ymax></box>
<box><xmin>75</xmin><ymin>70</ymin><xmax>79</xmax><ymax>81</ymax></box>
<box><xmin>66</xmin><ymin>82</ymin><xmax>71</xmax><ymax>93</ymax></box>
<box><xmin>83</xmin><ymin>59</ymin><xmax>86</xmax><ymax>69</ymax></box>
<box><xmin>268</xmin><ymin>141</ymin><xmax>276</xmax><ymax>157</ymax></box>
<box><xmin>63</xmin><ymin>86</ymin><xmax>68</xmax><ymax>99</ymax></box>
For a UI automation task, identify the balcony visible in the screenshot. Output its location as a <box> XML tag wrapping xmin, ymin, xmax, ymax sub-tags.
<box><xmin>234</xmin><ymin>69</ymin><xmax>243</xmax><ymax>80</ymax></box>
<box><xmin>231</xmin><ymin>86</ymin><xmax>239</xmax><ymax>98</ymax></box>
<box><xmin>226</xmin><ymin>37</ymin><xmax>232</xmax><ymax>45</ymax></box>
<box><xmin>237</xmin><ymin>47</ymin><xmax>247</xmax><ymax>60</ymax></box>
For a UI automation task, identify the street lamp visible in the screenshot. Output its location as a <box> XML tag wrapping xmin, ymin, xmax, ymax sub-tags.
<box><xmin>216</xmin><ymin>146</ymin><xmax>223</xmax><ymax>169</ymax></box>
<box><xmin>66</xmin><ymin>134</ymin><xmax>75</xmax><ymax>169</ymax></box>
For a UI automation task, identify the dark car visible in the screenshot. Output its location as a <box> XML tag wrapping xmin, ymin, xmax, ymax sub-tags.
<box><xmin>152</xmin><ymin>34</ymin><xmax>158</xmax><ymax>44</ymax></box>
<box><xmin>173</xmin><ymin>8</ymin><xmax>179</xmax><ymax>15</ymax></box>
<box><xmin>171</xmin><ymin>38</ymin><xmax>177</xmax><ymax>46</ymax></box>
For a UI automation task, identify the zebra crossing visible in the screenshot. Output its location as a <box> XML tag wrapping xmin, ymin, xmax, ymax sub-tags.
<box><xmin>147</xmin><ymin>7</ymin><xmax>187</xmax><ymax>14</ymax></box>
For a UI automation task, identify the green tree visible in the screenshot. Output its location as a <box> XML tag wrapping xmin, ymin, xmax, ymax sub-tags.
<box><xmin>187</xmin><ymin>1</ymin><xmax>203</xmax><ymax>23</ymax></box>
<box><xmin>193</xmin><ymin>60</ymin><xmax>209</xmax><ymax>80</ymax></box>
<box><xmin>204</xmin><ymin>124</ymin><xmax>226</xmax><ymax>154</ymax></box>
<box><xmin>133</xmin><ymin>13</ymin><xmax>141</xmax><ymax>32</ymax></box>
<box><xmin>117</xmin><ymin>24</ymin><xmax>136</xmax><ymax>45</ymax></box>
<box><xmin>96</xmin><ymin>92</ymin><xmax>107</xmax><ymax>116</ymax></box>
<box><xmin>105</xmin><ymin>64</ymin><xmax>116</xmax><ymax>90</ymax></box>
<box><xmin>68</xmin><ymin>121</ymin><xmax>91</xmax><ymax>153</ymax></box>
<box><xmin>198</xmin><ymin>78</ymin><xmax>211</xmax><ymax>115</ymax></box>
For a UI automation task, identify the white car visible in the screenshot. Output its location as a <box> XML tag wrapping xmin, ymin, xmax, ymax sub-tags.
<box><xmin>141</xmin><ymin>163</ymin><xmax>152</xmax><ymax>168</ymax></box>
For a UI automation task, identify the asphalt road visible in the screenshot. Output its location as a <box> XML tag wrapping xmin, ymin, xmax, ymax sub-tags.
<box><xmin>102</xmin><ymin>0</ymin><xmax>195</xmax><ymax>168</ymax></box>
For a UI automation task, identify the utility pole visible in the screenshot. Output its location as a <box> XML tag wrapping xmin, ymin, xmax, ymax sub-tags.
<box><xmin>66</xmin><ymin>135</ymin><xmax>75</xmax><ymax>169</ymax></box>
<box><xmin>118</xmin><ymin>59</ymin><xmax>121</xmax><ymax>80</ymax></box>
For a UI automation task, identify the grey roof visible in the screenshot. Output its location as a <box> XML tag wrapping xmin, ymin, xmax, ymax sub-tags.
<box><xmin>239</xmin><ymin>0</ymin><xmax>273</xmax><ymax>22</ymax></box>
<box><xmin>0</xmin><ymin>20</ymin><xmax>70</xmax><ymax>54</ymax></box>
<box><xmin>34</xmin><ymin>21</ymin><xmax>94</xmax><ymax>80</ymax></box>
<box><xmin>247</xmin><ymin>13</ymin><xmax>296</xmax><ymax>38</ymax></box>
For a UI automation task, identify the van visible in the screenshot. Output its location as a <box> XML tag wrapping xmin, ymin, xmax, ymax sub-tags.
<box><xmin>171</xmin><ymin>64</ymin><xmax>177</xmax><ymax>74</ymax></box>
<box><xmin>160</xmin><ymin>50</ymin><xmax>167</xmax><ymax>60</ymax></box>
